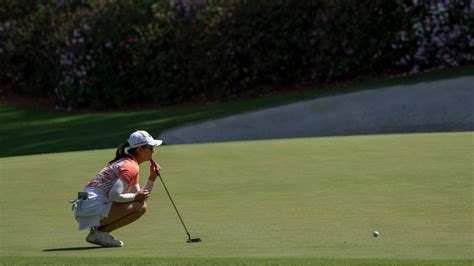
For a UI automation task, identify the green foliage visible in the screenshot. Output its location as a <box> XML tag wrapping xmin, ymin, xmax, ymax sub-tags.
<box><xmin>1</xmin><ymin>0</ymin><xmax>472</xmax><ymax>109</ymax></box>
<box><xmin>306</xmin><ymin>0</ymin><xmax>405</xmax><ymax>82</ymax></box>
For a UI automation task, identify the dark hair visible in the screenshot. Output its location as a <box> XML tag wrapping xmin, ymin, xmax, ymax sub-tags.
<box><xmin>109</xmin><ymin>142</ymin><xmax>138</xmax><ymax>164</ymax></box>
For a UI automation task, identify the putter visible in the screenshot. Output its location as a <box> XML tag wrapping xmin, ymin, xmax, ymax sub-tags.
<box><xmin>151</xmin><ymin>160</ymin><xmax>201</xmax><ymax>244</ymax></box>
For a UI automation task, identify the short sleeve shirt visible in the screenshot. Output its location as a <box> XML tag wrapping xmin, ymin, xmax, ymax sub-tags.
<box><xmin>86</xmin><ymin>156</ymin><xmax>139</xmax><ymax>194</ymax></box>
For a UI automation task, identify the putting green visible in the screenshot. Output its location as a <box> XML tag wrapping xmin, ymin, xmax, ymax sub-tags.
<box><xmin>0</xmin><ymin>132</ymin><xmax>473</xmax><ymax>264</ymax></box>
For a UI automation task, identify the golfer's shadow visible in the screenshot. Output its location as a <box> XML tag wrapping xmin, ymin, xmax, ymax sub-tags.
<box><xmin>43</xmin><ymin>246</ymin><xmax>106</xmax><ymax>252</ymax></box>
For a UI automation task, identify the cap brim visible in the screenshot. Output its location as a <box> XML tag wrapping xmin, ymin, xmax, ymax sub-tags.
<box><xmin>150</xmin><ymin>139</ymin><xmax>163</xmax><ymax>147</ymax></box>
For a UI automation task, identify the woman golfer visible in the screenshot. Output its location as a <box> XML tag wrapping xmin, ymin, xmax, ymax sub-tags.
<box><xmin>72</xmin><ymin>130</ymin><xmax>162</xmax><ymax>247</ymax></box>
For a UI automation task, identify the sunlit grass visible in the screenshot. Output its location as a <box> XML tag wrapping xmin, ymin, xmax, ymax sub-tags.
<box><xmin>1</xmin><ymin>133</ymin><xmax>472</xmax><ymax>265</ymax></box>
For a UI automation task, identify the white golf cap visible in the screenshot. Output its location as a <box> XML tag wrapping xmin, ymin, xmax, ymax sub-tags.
<box><xmin>127</xmin><ymin>130</ymin><xmax>163</xmax><ymax>148</ymax></box>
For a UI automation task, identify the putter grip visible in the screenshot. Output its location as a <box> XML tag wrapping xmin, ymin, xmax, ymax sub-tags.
<box><xmin>150</xmin><ymin>159</ymin><xmax>160</xmax><ymax>176</ymax></box>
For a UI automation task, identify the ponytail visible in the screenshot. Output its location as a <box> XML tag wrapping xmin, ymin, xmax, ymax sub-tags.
<box><xmin>109</xmin><ymin>142</ymin><xmax>131</xmax><ymax>164</ymax></box>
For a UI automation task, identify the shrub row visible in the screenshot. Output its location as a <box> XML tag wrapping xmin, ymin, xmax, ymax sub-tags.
<box><xmin>1</xmin><ymin>0</ymin><xmax>472</xmax><ymax>109</ymax></box>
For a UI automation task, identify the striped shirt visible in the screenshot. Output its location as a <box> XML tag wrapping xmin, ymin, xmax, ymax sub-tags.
<box><xmin>85</xmin><ymin>156</ymin><xmax>139</xmax><ymax>194</ymax></box>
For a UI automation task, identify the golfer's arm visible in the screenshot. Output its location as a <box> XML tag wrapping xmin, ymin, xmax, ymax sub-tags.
<box><xmin>143</xmin><ymin>179</ymin><xmax>155</xmax><ymax>193</ymax></box>
<box><xmin>109</xmin><ymin>178</ymin><xmax>136</xmax><ymax>202</ymax></box>
<box><xmin>129</xmin><ymin>184</ymin><xmax>140</xmax><ymax>193</ymax></box>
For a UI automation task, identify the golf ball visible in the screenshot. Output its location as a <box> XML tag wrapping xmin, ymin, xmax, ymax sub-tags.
<box><xmin>373</xmin><ymin>230</ymin><xmax>380</xmax><ymax>237</ymax></box>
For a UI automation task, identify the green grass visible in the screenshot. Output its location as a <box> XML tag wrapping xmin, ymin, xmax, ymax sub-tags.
<box><xmin>1</xmin><ymin>132</ymin><xmax>473</xmax><ymax>265</ymax></box>
<box><xmin>2</xmin><ymin>66</ymin><xmax>473</xmax><ymax>158</ymax></box>
<box><xmin>0</xmin><ymin>257</ymin><xmax>472</xmax><ymax>265</ymax></box>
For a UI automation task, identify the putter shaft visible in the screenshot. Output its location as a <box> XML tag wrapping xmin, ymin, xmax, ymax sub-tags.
<box><xmin>156</xmin><ymin>171</ymin><xmax>197</xmax><ymax>242</ymax></box>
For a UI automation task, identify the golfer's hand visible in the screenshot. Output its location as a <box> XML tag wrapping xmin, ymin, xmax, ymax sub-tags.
<box><xmin>149</xmin><ymin>159</ymin><xmax>161</xmax><ymax>181</ymax></box>
<box><xmin>135</xmin><ymin>190</ymin><xmax>150</xmax><ymax>201</ymax></box>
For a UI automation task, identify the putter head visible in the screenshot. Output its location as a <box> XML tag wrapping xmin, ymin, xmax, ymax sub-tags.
<box><xmin>187</xmin><ymin>238</ymin><xmax>201</xmax><ymax>243</ymax></box>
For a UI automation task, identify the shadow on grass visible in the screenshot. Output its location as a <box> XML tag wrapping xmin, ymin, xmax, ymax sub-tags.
<box><xmin>2</xmin><ymin>66</ymin><xmax>473</xmax><ymax>158</ymax></box>
<box><xmin>43</xmin><ymin>246</ymin><xmax>110</xmax><ymax>251</ymax></box>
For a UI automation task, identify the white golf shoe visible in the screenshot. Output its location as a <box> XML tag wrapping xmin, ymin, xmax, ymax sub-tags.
<box><xmin>86</xmin><ymin>227</ymin><xmax>124</xmax><ymax>247</ymax></box>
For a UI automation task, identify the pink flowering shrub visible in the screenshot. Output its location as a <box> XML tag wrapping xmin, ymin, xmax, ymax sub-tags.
<box><xmin>55</xmin><ymin>1</ymin><xmax>152</xmax><ymax>109</ymax></box>
<box><xmin>1</xmin><ymin>0</ymin><xmax>472</xmax><ymax>109</ymax></box>
<box><xmin>0</xmin><ymin>1</ymin><xmax>83</xmax><ymax>97</ymax></box>
<box><xmin>392</xmin><ymin>0</ymin><xmax>473</xmax><ymax>73</ymax></box>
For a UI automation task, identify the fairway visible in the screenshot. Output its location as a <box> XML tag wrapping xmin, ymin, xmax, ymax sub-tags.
<box><xmin>1</xmin><ymin>132</ymin><xmax>473</xmax><ymax>265</ymax></box>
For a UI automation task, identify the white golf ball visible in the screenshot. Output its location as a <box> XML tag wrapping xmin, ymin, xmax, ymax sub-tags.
<box><xmin>373</xmin><ymin>230</ymin><xmax>380</xmax><ymax>237</ymax></box>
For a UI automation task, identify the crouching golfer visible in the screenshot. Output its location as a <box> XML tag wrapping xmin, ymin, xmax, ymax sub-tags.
<box><xmin>72</xmin><ymin>130</ymin><xmax>162</xmax><ymax>247</ymax></box>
